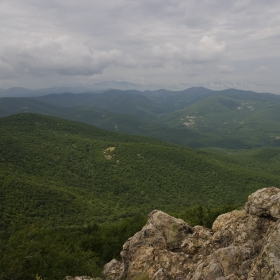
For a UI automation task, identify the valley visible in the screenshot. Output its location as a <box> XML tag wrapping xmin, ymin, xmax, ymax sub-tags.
<box><xmin>1</xmin><ymin>87</ymin><xmax>280</xmax><ymax>149</ymax></box>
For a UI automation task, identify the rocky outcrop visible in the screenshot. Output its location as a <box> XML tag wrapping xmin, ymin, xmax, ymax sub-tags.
<box><xmin>64</xmin><ymin>277</ymin><xmax>102</xmax><ymax>280</ymax></box>
<box><xmin>103</xmin><ymin>187</ymin><xmax>280</xmax><ymax>280</ymax></box>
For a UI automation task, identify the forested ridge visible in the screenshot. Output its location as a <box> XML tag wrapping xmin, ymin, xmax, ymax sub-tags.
<box><xmin>1</xmin><ymin>87</ymin><xmax>280</xmax><ymax>149</ymax></box>
<box><xmin>1</xmin><ymin>113</ymin><xmax>280</xmax><ymax>279</ymax></box>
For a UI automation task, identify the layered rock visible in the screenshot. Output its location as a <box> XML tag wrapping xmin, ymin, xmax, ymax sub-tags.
<box><xmin>103</xmin><ymin>187</ymin><xmax>280</xmax><ymax>280</ymax></box>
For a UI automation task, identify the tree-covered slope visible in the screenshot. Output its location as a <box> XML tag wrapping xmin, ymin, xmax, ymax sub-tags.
<box><xmin>0</xmin><ymin>96</ymin><xmax>217</xmax><ymax>148</ymax></box>
<box><xmin>2</xmin><ymin>87</ymin><xmax>280</xmax><ymax>149</ymax></box>
<box><xmin>36</xmin><ymin>90</ymin><xmax>166</xmax><ymax>120</ymax></box>
<box><xmin>1</xmin><ymin>113</ymin><xmax>280</xmax><ymax>230</ymax></box>
<box><xmin>143</xmin><ymin>87</ymin><xmax>213</xmax><ymax>111</ymax></box>
<box><xmin>202</xmin><ymin>146</ymin><xmax>280</xmax><ymax>178</ymax></box>
<box><xmin>35</xmin><ymin>88</ymin><xmax>214</xmax><ymax>116</ymax></box>
<box><xmin>1</xmin><ymin>113</ymin><xmax>280</xmax><ymax>279</ymax></box>
<box><xmin>0</xmin><ymin>97</ymin><xmax>66</xmax><ymax>117</ymax></box>
<box><xmin>22</xmin><ymin>88</ymin><xmax>280</xmax><ymax>147</ymax></box>
<box><xmin>157</xmin><ymin>94</ymin><xmax>280</xmax><ymax>148</ymax></box>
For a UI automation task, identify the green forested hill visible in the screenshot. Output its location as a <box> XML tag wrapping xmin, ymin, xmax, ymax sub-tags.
<box><xmin>1</xmin><ymin>113</ymin><xmax>280</xmax><ymax>228</ymax></box>
<box><xmin>35</xmin><ymin>87</ymin><xmax>213</xmax><ymax>113</ymax></box>
<box><xmin>202</xmin><ymin>146</ymin><xmax>280</xmax><ymax>178</ymax></box>
<box><xmin>157</xmin><ymin>94</ymin><xmax>280</xmax><ymax>148</ymax></box>
<box><xmin>1</xmin><ymin>113</ymin><xmax>280</xmax><ymax>279</ymax></box>
<box><xmin>1</xmin><ymin>88</ymin><xmax>280</xmax><ymax>149</ymax></box>
<box><xmin>36</xmin><ymin>90</ymin><xmax>166</xmax><ymax>120</ymax></box>
<box><xmin>0</xmin><ymin>96</ymin><xmax>214</xmax><ymax>148</ymax></box>
<box><xmin>143</xmin><ymin>87</ymin><xmax>213</xmax><ymax>110</ymax></box>
<box><xmin>0</xmin><ymin>97</ymin><xmax>65</xmax><ymax>116</ymax></box>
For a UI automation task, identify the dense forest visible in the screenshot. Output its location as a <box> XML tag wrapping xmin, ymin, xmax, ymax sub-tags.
<box><xmin>0</xmin><ymin>110</ymin><xmax>280</xmax><ymax>279</ymax></box>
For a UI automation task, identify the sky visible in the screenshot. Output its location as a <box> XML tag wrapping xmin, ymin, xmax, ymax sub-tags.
<box><xmin>0</xmin><ymin>0</ymin><xmax>280</xmax><ymax>93</ymax></box>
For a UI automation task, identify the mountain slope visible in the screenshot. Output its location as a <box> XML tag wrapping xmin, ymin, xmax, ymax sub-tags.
<box><xmin>143</xmin><ymin>87</ymin><xmax>213</xmax><ymax>111</ymax></box>
<box><xmin>1</xmin><ymin>113</ymin><xmax>280</xmax><ymax>230</ymax></box>
<box><xmin>0</xmin><ymin>97</ymin><xmax>69</xmax><ymax>117</ymax></box>
<box><xmin>1</xmin><ymin>87</ymin><xmax>280</xmax><ymax>149</ymax></box>
<box><xmin>1</xmin><ymin>113</ymin><xmax>280</xmax><ymax>279</ymax></box>
<box><xmin>157</xmin><ymin>93</ymin><xmax>280</xmax><ymax>148</ymax></box>
<box><xmin>36</xmin><ymin>90</ymin><xmax>167</xmax><ymax>120</ymax></box>
<box><xmin>0</xmin><ymin>97</ymin><xmax>214</xmax><ymax>148</ymax></box>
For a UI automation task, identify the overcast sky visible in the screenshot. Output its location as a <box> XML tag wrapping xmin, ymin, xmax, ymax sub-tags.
<box><xmin>0</xmin><ymin>0</ymin><xmax>280</xmax><ymax>93</ymax></box>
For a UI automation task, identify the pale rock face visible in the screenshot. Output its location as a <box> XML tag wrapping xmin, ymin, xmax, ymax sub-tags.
<box><xmin>245</xmin><ymin>187</ymin><xmax>280</xmax><ymax>218</ymax></box>
<box><xmin>102</xmin><ymin>187</ymin><xmax>280</xmax><ymax>280</ymax></box>
<box><xmin>120</xmin><ymin>210</ymin><xmax>194</xmax><ymax>280</ymax></box>
<box><xmin>103</xmin><ymin>259</ymin><xmax>124</xmax><ymax>280</ymax></box>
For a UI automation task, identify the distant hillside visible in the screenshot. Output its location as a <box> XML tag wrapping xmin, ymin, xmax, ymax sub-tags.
<box><xmin>0</xmin><ymin>97</ymin><xmax>67</xmax><ymax>116</ymax></box>
<box><xmin>0</xmin><ymin>87</ymin><xmax>37</xmax><ymax>97</ymax></box>
<box><xmin>143</xmin><ymin>87</ymin><xmax>213</xmax><ymax>111</ymax></box>
<box><xmin>36</xmin><ymin>90</ymin><xmax>166</xmax><ymax>119</ymax></box>
<box><xmin>35</xmin><ymin>87</ymin><xmax>213</xmax><ymax>116</ymax></box>
<box><xmin>1</xmin><ymin>87</ymin><xmax>280</xmax><ymax>149</ymax></box>
<box><xmin>203</xmin><ymin>146</ymin><xmax>280</xmax><ymax>179</ymax></box>
<box><xmin>0</xmin><ymin>81</ymin><xmax>161</xmax><ymax>98</ymax></box>
<box><xmin>0</xmin><ymin>96</ymin><xmax>212</xmax><ymax>148</ymax></box>
<box><xmin>157</xmin><ymin>92</ymin><xmax>280</xmax><ymax>148</ymax></box>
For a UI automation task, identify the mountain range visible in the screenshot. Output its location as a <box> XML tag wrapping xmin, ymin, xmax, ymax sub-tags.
<box><xmin>1</xmin><ymin>87</ymin><xmax>280</xmax><ymax>149</ymax></box>
<box><xmin>0</xmin><ymin>81</ymin><xmax>174</xmax><ymax>98</ymax></box>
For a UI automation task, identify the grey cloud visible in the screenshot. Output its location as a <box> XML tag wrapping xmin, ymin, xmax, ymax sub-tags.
<box><xmin>0</xmin><ymin>0</ymin><xmax>280</xmax><ymax>93</ymax></box>
<box><xmin>143</xmin><ymin>36</ymin><xmax>226</xmax><ymax>68</ymax></box>
<box><xmin>0</xmin><ymin>59</ymin><xmax>16</xmax><ymax>79</ymax></box>
<box><xmin>256</xmin><ymin>66</ymin><xmax>269</xmax><ymax>73</ymax></box>
<box><xmin>0</xmin><ymin>36</ymin><xmax>137</xmax><ymax>77</ymax></box>
<box><xmin>217</xmin><ymin>65</ymin><xmax>235</xmax><ymax>74</ymax></box>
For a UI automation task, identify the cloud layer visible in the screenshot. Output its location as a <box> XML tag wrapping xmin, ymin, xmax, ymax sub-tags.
<box><xmin>0</xmin><ymin>36</ymin><xmax>136</xmax><ymax>77</ymax></box>
<box><xmin>0</xmin><ymin>0</ymin><xmax>280</xmax><ymax>93</ymax></box>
